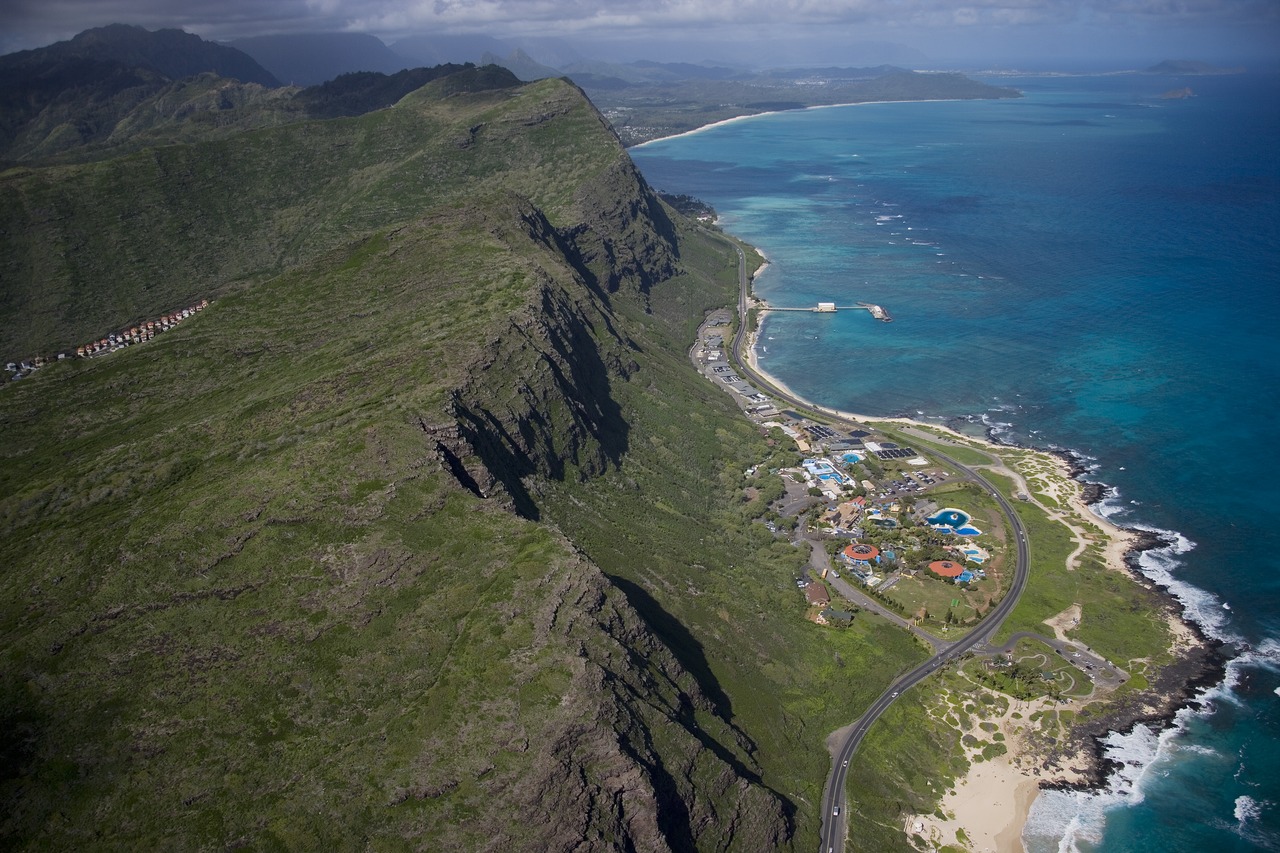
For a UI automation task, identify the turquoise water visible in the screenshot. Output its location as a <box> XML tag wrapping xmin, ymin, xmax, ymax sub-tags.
<box><xmin>927</xmin><ymin>509</ymin><xmax>971</xmax><ymax>528</ymax></box>
<box><xmin>633</xmin><ymin>72</ymin><xmax>1280</xmax><ymax>851</ymax></box>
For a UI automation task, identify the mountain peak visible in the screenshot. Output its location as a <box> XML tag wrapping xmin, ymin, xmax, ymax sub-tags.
<box><xmin>4</xmin><ymin>23</ymin><xmax>280</xmax><ymax>87</ymax></box>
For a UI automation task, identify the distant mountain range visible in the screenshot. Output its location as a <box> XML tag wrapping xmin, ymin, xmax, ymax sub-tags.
<box><xmin>0</xmin><ymin>25</ymin><xmax>1022</xmax><ymax>161</ymax></box>
<box><xmin>227</xmin><ymin>32</ymin><xmax>408</xmax><ymax>85</ymax></box>
<box><xmin>0</xmin><ymin>23</ymin><xmax>279</xmax><ymax>85</ymax></box>
<box><xmin>0</xmin><ymin>24</ymin><xmax>516</xmax><ymax>166</ymax></box>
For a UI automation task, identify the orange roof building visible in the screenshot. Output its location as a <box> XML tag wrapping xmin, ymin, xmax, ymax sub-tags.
<box><xmin>843</xmin><ymin>543</ymin><xmax>880</xmax><ymax>563</ymax></box>
<box><xmin>929</xmin><ymin>560</ymin><xmax>964</xmax><ymax>578</ymax></box>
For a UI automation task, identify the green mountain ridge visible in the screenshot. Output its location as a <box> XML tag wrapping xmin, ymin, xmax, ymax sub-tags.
<box><xmin>2</xmin><ymin>65</ymin><xmax>952</xmax><ymax>849</ymax></box>
<box><xmin>0</xmin><ymin>70</ymin><xmax>611</xmax><ymax>360</ymax></box>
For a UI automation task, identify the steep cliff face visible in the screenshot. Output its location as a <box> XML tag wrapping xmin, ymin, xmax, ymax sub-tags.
<box><xmin>405</xmin><ymin>189</ymin><xmax>793</xmax><ymax>846</ymax></box>
<box><xmin>562</xmin><ymin>156</ymin><xmax>681</xmax><ymax>303</ymax></box>
<box><xmin>425</xmin><ymin>198</ymin><xmax>636</xmax><ymax>519</ymax></box>
<box><xmin>471</xmin><ymin>549</ymin><xmax>791</xmax><ymax>850</ymax></box>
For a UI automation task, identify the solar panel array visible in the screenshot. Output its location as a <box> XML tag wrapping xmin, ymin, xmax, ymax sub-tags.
<box><xmin>872</xmin><ymin>447</ymin><xmax>918</xmax><ymax>460</ymax></box>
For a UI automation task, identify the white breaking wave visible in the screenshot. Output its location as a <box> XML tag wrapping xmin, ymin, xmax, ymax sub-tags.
<box><xmin>1026</xmin><ymin>696</ymin><xmax>1224</xmax><ymax>852</ymax></box>
<box><xmin>1230</xmin><ymin>795</ymin><xmax>1279</xmax><ymax>850</ymax></box>
<box><xmin>978</xmin><ymin>411</ymin><xmax>1014</xmax><ymax>438</ymax></box>
<box><xmin>1131</xmin><ymin>527</ymin><xmax>1243</xmax><ymax>645</ymax></box>
<box><xmin>1078</xmin><ymin>482</ymin><xmax>1243</xmax><ymax>646</ymax></box>
<box><xmin>956</xmin><ymin>421</ymin><xmax>1267</xmax><ymax>853</ymax></box>
<box><xmin>1024</xmin><ymin>722</ymin><xmax>1168</xmax><ymax>852</ymax></box>
<box><xmin>1025</xmin><ymin>639</ymin><xmax>1280</xmax><ymax>852</ymax></box>
<box><xmin>1235</xmin><ymin>794</ymin><xmax>1262</xmax><ymax>824</ymax></box>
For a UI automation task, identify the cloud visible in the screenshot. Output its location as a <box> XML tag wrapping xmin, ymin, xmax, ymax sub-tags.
<box><xmin>1</xmin><ymin>0</ymin><xmax>1276</xmax><ymax>61</ymax></box>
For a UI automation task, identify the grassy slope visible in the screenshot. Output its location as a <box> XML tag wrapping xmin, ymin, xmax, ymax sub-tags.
<box><xmin>0</xmin><ymin>77</ymin><xmax>616</xmax><ymax>361</ymax></box>
<box><xmin>2</xmin><ymin>78</ymin><xmax>773</xmax><ymax>849</ymax></box>
<box><xmin>2</xmin><ymin>206</ymin><xmax>649</xmax><ymax>848</ymax></box>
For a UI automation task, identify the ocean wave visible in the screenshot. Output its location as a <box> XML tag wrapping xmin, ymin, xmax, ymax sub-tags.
<box><xmin>1129</xmin><ymin>527</ymin><xmax>1244</xmax><ymax>645</ymax></box>
<box><xmin>1025</xmin><ymin>638</ymin><xmax>1280</xmax><ymax>852</ymax></box>
<box><xmin>1235</xmin><ymin>794</ymin><xmax>1262</xmax><ymax>824</ymax></box>
<box><xmin>1023</xmin><ymin>726</ymin><xmax>1157</xmax><ymax>852</ymax></box>
<box><xmin>1230</xmin><ymin>795</ymin><xmax>1279</xmax><ymax>850</ymax></box>
<box><xmin>977</xmin><ymin>412</ymin><xmax>1014</xmax><ymax>438</ymax></box>
<box><xmin>1026</xmin><ymin>699</ymin><xmax>1219</xmax><ymax>852</ymax></box>
<box><xmin>1076</xmin><ymin>480</ymin><xmax>1243</xmax><ymax>646</ymax></box>
<box><xmin>971</xmin><ymin>417</ymin><xmax>1239</xmax><ymax>650</ymax></box>
<box><xmin>1091</xmin><ymin>487</ymin><xmax>1127</xmax><ymax>520</ymax></box>
<box><xmin>950</xmin><ymin>415</ymin><xmax>1266</xmax><ymax>853</ymax></box>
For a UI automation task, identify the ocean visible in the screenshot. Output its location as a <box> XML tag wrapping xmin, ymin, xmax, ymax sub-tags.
<box><xmin>631</xmin><ymin>71</ymin><xmax>1280</xmax><ymax>851</ymax></box>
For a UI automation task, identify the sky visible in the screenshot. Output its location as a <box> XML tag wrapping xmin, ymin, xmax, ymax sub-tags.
<box><xmin>2</xmin><ymin>0</ymin><xmax>1277</xmax><ymax>68</ymax></box>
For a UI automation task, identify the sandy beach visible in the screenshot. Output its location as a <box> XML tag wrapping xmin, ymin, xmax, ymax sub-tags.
<box><xmin>632</xmin><ymin>99</ymin><xmax>960</xmax><ymax>149</ymax></box>
<box><xmin>907</xmin><ymin>693</ymin><xmax>1092</xmax><ymax>853</ymax></box>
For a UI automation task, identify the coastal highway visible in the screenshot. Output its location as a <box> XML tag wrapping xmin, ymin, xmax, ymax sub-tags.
<box><xmin>714</xmin><ymin>233</ymin><xmax>1032</xmax><ymax>851</ymax></box>
<box><xmin>816</xmin><ymin>448</ymin><xmax>1029</xmax><ymax>852</ymax></box>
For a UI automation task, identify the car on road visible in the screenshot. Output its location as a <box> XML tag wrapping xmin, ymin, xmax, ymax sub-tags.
<box><xmin>832</xmin><ymin>806</ymin><xmax>840</xmax><ymax>816</ymax></box>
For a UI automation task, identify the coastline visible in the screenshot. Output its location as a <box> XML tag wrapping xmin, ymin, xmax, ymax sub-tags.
<box><xmin>735</xmin><ymin>276</ymin><xmax>1227</xmax><ymax>851</ymax></box>
<box><xmin>631</xmin><ymin>99</ymin><xmax>963</xmax><ymax>149</ymax></box>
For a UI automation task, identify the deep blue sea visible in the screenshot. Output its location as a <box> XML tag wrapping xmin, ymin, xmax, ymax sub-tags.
<box><xmin>632</xmin><ymin>71</ymin><xmax>1280</xmax><ymax>851</ymax></box>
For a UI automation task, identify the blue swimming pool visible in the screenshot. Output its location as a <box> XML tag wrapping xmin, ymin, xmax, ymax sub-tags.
<box><xmin>926</xmin><ymin>508</ymin><xmax>970</xmax><ymax>528</ymax></box>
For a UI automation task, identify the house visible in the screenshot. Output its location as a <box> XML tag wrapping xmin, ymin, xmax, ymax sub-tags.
<box><xmin>805</xmin><ymin>584</ymin><xmax>830</xmax><ymax>607</ymax></box>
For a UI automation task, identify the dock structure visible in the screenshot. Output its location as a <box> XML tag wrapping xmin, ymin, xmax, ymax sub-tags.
<box><xmin>857</xmin><ymin>302</ymin><xmax>893</xmax><ymax>322</ymax></box>
<box><xmin>757</xmin><ymin>301</ymin><xmax>893</xmax><ymax>322</ymax></box>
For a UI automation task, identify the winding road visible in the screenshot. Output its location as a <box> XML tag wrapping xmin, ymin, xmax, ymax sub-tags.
<box><xmin>715</xmin><ymin>236</ymin><xmax>1033</xmax><ymax>852</ymax></box>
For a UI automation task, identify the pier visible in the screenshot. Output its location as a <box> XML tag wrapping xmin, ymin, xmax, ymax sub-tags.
<box><xmin>757</xmin><ymin>301</ymin><xmax>893</xmax><ymax>322</ymax></box>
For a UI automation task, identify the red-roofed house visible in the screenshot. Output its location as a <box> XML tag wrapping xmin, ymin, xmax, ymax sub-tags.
<box><xmin>805</xmin><ymin>584</ymin><xmax>830</xmax><ymax>607</ymax></box>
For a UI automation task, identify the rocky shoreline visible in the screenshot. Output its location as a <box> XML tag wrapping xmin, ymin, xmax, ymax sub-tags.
<box><xmin>968</xmin><ymin>425</ymin><xmax>1234</xmax><ymax>794</ymax></box>
<box><xmin>1042</xmin><ymin>622</ymin><xmax>1229</xmax><ymax>792</ymax></box>
<box><xmin>1044</xmin><ymin>473</ymin><xmax>1232</xmax><ymax>793</ymax></box>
